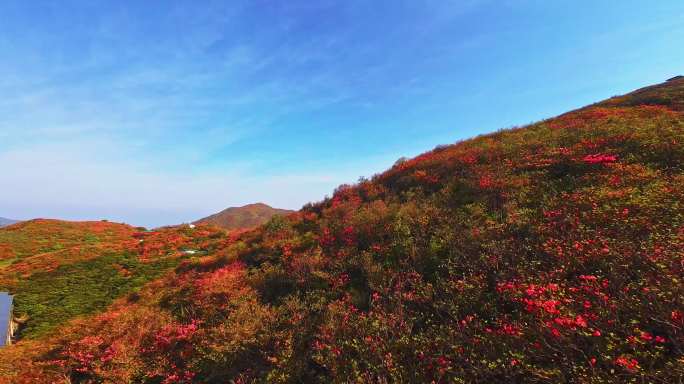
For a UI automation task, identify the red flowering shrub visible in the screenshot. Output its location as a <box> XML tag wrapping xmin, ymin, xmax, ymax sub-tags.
<box><xmin>583</xmin><ymin>153</ymin><xmax>618</xmax><ymax>164</ymax></box>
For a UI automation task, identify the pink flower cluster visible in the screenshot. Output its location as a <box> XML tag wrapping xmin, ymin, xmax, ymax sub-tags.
<box><xmin>582</xmin><ymin>154</ymin><xmax>618</xmax><ymax>164</ymax></box>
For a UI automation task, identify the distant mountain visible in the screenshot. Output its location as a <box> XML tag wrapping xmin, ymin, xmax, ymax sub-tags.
<box><xmin>0</xmin><ymin>218</ymin><xmax>18</xmax><ymax>227</ymax></box>
<box><xmin>195</xmin><ymin>203</ymin><xmax>294</xmax><ymax>230</ymax></box>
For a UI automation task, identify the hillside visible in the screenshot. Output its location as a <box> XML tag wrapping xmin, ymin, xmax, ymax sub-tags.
<box><xmin>0</xmin><ymin>220</ymin><xmax>228</xmax><ymax>341</ymax></box>
<box><xmin>195</xmin><ymin>203</ymin><xmax>294</xmax><ymax>230</ymax></box>
<box><xmin>0</xmin><ymin>218</ymin><xmax>17</xmax><ymax>228</ymax></box>
<box><xmin>1</xmin><ymin>78</ymin><xmax>683</xmax><ymax>383</ymax></box>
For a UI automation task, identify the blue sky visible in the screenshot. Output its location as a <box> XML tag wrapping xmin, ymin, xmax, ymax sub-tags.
<box><xmin>1</xmin><ymin>0</ymin><xmax>683</xmax><ymax>228</ymax></box>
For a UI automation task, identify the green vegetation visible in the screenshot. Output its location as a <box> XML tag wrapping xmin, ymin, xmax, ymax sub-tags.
<box><xmin>11</xmin><ymin>250</ymin><xmax>182</xmax><ymax>339</ymax></box>
<box><xmin>0</xmin><ymin>220</ymin><xmax>228</xmax><ymax>343</ymax></box>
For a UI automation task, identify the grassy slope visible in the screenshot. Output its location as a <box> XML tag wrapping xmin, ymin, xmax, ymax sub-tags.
<box><xmin>0</xmin><ymin>220</ymin><xmax>228</xmax><ymax>340</ymax></box>
<box><xmin>0</xmin><ymin>219</ymin><xmax>136</xmax><ymax>265</ymax></box>
<box><xmin>2</xmin><ymin>78</ymin><xmax>684</xmax><ymax>383</ymax></box>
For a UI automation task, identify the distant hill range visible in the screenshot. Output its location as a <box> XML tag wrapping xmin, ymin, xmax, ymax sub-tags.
<box><xmin>0</xmin><ymin>218</ymin><xmax>18</xmax><ymax>227</ymax></box>
<box><xmin>194</xmin><ymin>203</ymin><xmax>294</xmax><ymax>230</ymax></box>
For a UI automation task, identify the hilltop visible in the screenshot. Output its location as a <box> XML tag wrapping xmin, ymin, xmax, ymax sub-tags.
<box><xmin>1</xmin><ymin>78</ymin><xmax>683</xmax><ymax>383</ymax></box>
<box><xmin>195</xmin><ymin>203</ymin><xmax>294</xmax><ymax>231</ymax></box>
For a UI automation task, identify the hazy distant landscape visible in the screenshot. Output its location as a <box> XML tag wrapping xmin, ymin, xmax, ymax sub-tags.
<box><xmin>0</xmin><ymin>219</ymin><xmax>17</xmax><ymax>228</ymax></box>
<box><xmin>1</xmin><ymin>1</ymin><xmax>683</xmax><ymax>383</ymax></box>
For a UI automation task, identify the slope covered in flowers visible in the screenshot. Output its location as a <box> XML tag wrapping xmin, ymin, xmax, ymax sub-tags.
<box><xmin>0</xmin><ymin>220</ymin><xmax>228</xmax><ymax>340</ymax></box>
<box><xmin>2</xmin><ymin>78</ymin><xmax>684</xmax><ymax>383</ymax></box>
<box><xmin>0</xmin><ymin>219</ymin><xmax>136</xmax><ymax>270</ymax></box>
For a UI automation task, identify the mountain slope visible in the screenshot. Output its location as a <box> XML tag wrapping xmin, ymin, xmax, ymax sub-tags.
<box><xmin>0</xmin><ymin>218</ymin><xmax>17</xmax><ymax>228</ymax></box>
<box><xmin>0</xmin><ymin>219</ymin><xmax>228</xmax><ymax>340</ymax></box>
<box><xmin>2</xmin><ymin>78</ymin><xmax>684</xmax><ymax>383</ymax></box>
<box><xmin>195</xmin><ymin>203</ymin><xmax>294</xmax><ymax>230</ymax></box>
